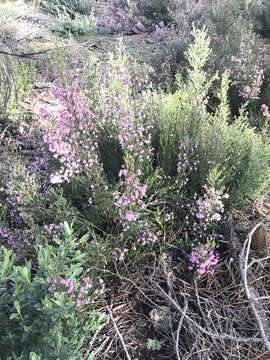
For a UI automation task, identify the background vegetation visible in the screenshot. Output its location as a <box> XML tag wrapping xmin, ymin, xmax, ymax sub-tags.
<box><xmin>1</xmin><ymin>0</ymin><xmax>270</xmax><ymax>358</ymax></box>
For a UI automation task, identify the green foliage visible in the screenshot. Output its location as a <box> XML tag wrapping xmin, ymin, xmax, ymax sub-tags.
<box><xmin>154</xmin><ymin>27</ymin><xmax>270</xmax><ymax>205</ymax></box>
<box><xmin>40</xmin><ymin>0</ymin><xmax>95</xmax><ymax>16</ymax></box>
<box><xmin>41</xmin><ymin>0</ymin><xmax>96</xmax><ymax>37</ymax></box>
<box><xmin>0</xmin><ymin>56</ymin><xmax>37</xmax><ymax>126</ymax></box>
<box><xmin>146</xmin><ymin>338</ymin><xmax>165</xmax><ymax>351</ymax></box>
<box><xmin>0</xmin><ymin>57</ymin><xmax>13</xmax><ymax>124</ymax></box>
<box><xmin>203</xmin><ymin>0</ymin><xmax>265</xmax><ymax>88</ymax></box>
<box><xmin>249</xmin><ymin>0</ymin><xmax>270</xmax><ymax>37</ymax></box>
<box><xmin>0</xmin><ymin>222</ymin><xmax>105</xmax><ymax>359</ymax></box>
<box><xmin>54</xmin><ymin>11</ymin><xmax>96</xmax><ymax>37</ymax></box>
<box><xmin>134</xmin><ymin>0</ymin><xmax>175</xmax><ymax>24</ymax></box>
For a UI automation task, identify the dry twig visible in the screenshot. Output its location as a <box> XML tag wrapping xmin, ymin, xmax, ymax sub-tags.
<box><xmin>107</xmin><ymin>306</ymin><xmax>132</xmax><ymax>360</ymax></box>
<box><xmin>239</xmin><ymin>223</ymin><xmax>270</xmax><ymax>353</ymax></box>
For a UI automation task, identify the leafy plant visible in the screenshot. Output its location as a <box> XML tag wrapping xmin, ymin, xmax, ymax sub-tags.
<box><xmin>54</xmin><ymin>11</ymin><xmax>96</xmax><ymax>37</ymax></box>
<box><xmin>153</xmin><ymin>27</ymin><xmax>270</xmax><ymax>205</ymax></box>
<box><xmin>146</xmin><ymin>338</ymin><xmax>165</xmax><ymax>351</ymax></box>
<box><xmin>40</xmin><ymin>0</ymin><xmax>95</xmax><ymax>16</ymax></box>
<box><xmin>0</xmin><ymin>222</ymin><xmax>106</xmax><ymax>359</ymax></box>
<box><xmin>249</xmin><ymin>0</ymin><xmax>270</xmax><ymax>37</ymax></box>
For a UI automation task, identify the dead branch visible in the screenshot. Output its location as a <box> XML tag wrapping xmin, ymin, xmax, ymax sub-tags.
<box><xmin>239</xmin><ymin>223</ymin><xmax>270</xmax><ymax>353</ymax></box>
<box><xmin>155</xmin><ymin>282</ymin><xmax>264</xmax><ymax>344</ymax></box>
<box><xmin>107</xmin><ymin>306</ymin><xmax>132</xmax><ymax>360</ymax></box>
<box><xmin>175</xmin><ymin>299</ymin><xmax>188</xmax><ymax>360</ymax></box>
<box><xmin>0</xmin><ymin>48</ymin><xmax>53</xmax><ymax>59</ymax></box>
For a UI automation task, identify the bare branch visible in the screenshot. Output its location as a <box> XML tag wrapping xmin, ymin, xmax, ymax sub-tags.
<box><xmin>239</xmin><ymin>223</ymin><xmax>270</xmax><ymax>353</ymax></box>
<box><xmin>107</xmin><ymin>306</ymin><xmax>132</xmax><ymax>360</ymax></box>
<box><xmin>175</xmin><ymin>299</ymin><xmax>188</xmax><ymax>360</ymax></box>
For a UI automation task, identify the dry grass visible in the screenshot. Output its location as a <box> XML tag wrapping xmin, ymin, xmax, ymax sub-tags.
<box><xmin>88</xmin><ymin>201</ymin><xmax>270</xmax><ymax>359</ymax></box>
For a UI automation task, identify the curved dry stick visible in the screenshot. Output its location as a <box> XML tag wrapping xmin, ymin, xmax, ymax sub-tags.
<box><xmin>175</xmin><ymin>299</ymin><xmax>188</xmax><ymax>360</ymax></box>
<box><xmin>239</xmin><ymin>223</ymin><xmax>270</xmax><ymax>353</ymax></box>
<box><xmin>107</xmin><ymin>306</ymin><xmax>132</xmax><ymax>360</ymax></box>
<box><xmin>155</xmin><ymin>282</ymin><xmax>264</xmax><ymax>344</ymax></box>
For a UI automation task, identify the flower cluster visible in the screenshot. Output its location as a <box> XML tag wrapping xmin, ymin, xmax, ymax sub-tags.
<box><xmin>77</xmin><ymin>277</ymin><xmax>105</xmax><ymax>307</ymax></box>
<box><xmin>195</xmin><ymin>187</ymin><xmax>228</xmax><ymax>224</ymax></box>
<box><xmin>96</xmin><ymin>0</ymin><xmax>147</xmax><ymax>34</ymax></box>
<box><xmin>138</xmin><ymin>230</ymin><xmax>158</xmax><ymax>245</ymax></box>
<box><xmin>5</xmin><ymin>194</ymin><xmax>26</xmax><ymax>228</ymax></box>
<box><xmin>76</xmin><ymin>276</ymin><xmax>93</xmax><ymax>307</ymax></box>
<box><xmin>153</xmin><ymin>22</ymin><xmax>176</xmax><ymax>39</ymax></box>
<box><xmin>113</xmin><ymin>247</ymin><xmax>129</xmax><ymax>262</ymax></box>
<box><xmin>240</xmin><ymin>66</ymin><xmax>264</xmax><ymax>100</ymax></box>
<box><xmin>0</xmin><ymin>224</ymin><xmax>34</xmax><ymax>255</ymax></box>
<box><xmin>0</xmin><ymin>225</ymin><xmax>15</xmax><ymax>249</ymax></box>
<box><xmin>43</xmin><ymin>223</ymin><xmax>62</xmax><ymax>239</ymax></box>
<box><xmin>42</xmin><ymin>83</ymin><xmax>99</xmax><ymax>184</ymax></box>
<box><xmin>46</xmin><ymin>274</ymin><xmax>106</xmax><ymax>308</ymax></box>
<box><xmin>118</xmin><ymin>117</ymin><xmax>153</xmax><ymax>166</ymax></box>
<box><xmin>47</xmin><ymin>275</ymin><xmax>75</xmax><ymax>295</ymax></box>
<box><xmin>114</xmin><ymin>168</ymin><xmax>147</xmax><ymax>232</ymax></box>
<box><xmin>188</xmin><ymin>243</ymin><xmax>219</xmax><ymax>277</ymax></box>
<box><xmin>177</xmin><ymin>141</ymin><xmax>200</xmax><ymax>189</ymax></box>
<box><xmin>182</xmin><ymin>186</ymin><xmax>228</xmax><ymax>244</ymax></box>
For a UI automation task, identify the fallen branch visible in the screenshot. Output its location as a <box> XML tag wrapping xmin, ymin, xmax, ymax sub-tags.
<box><xmin>239</xmin><ymin>223</ymin><xmax>270</xmax><ymax>353</ymax></box>
<box><xmin>175</xmin><ymin>299</ymin><xmax>188</xmax><ymax>360</ymax></box>
<box><xmin>107</xmin><ymin>306</ymin><xmax>132</xmax><ymax>360</ymax></box>
<box><xmin>0</xmin><ymin>48</ymin><xmax>52</xmax><ymax>59</ymax></box>
<box><xmin>155</xmin><ymin>282</ymin><xmax>264</xmax><ymax>344</ymax></box>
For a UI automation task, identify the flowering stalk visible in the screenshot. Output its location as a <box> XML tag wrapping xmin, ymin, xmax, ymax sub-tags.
<box><xmin>188</xmin><ymin>243</ymin><xmax>219</xmax><ymax>277</ymax></box>
<box><xmin>240</xmin><ymin>66</ymin><xmax>264</xmax><ymax>100</ymax></box>
<box><xmin>114</xmin><ymin>168</ymin><xmax>147</xmax><ymax>232</ymax></box>
<box><xmin>42</xmin><ymin>83</ymin><xmax>100</xmax><ymax>184</ymax></box>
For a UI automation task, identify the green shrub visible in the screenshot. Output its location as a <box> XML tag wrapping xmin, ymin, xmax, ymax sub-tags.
<box><xmin>249</xmin><ymin>0</ymin><xmax>270</xmax><ymax>37</ymax></box>
<box><xmin>40</xmin><ymin>0</ymin><xmax>95</xmax><ymax>16</ymax></box>
<box><xmin>153</xmin><ymin>27</ymin><xmax>270</xmax><ymax>205</ymax></box>
<box><xmin>54</xmin><ymin>11</ymin><xmax>96</xmax><ymax>37</ymax></box>
<box><xmin>0</xmin><ymin>56</ymin><xmax>37</xmax><ymax>127</ymax></box>
<box><xmin>201</xmin><ymin>0</ymin><xmax>265</xmax><ymax>90</ymax></box>
<box><xmin>134</xmin><ymin>0</ymin><xmax>175</xmax><ymax>24</ymax></box>
<box><xmin>0</xmin><ymin>57</ymin><xmax>13</xmax><ymax>125</ymax></box>
<box><xmin>41</xmin><ymin>0</ymin><xmax>96</xmax><ymax>37</ymax></box>
<box><xmin>0</xmin><ymin>222</ymin><xmax>106</xmax><ymax>359</ymax></box>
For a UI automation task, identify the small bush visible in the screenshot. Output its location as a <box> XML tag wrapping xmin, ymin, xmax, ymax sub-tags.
<box><xmin>153</xmin><ymin>27</ymin><xmax>270</xmax><ymax>205</ymax></box>
<box><xmin>40</xmin><ymin>0</ymin><xmax>95</xmax><ymax>16</ymax></box>
<box><xmin>249</xmin><ymin>0</ymin><xmax>270</xmax><ymax>37</ymax></box>
<box><xmin>0</xmin><ymin>57</ymin><xmax>14</xmax><ymax>124</ymax></box>
<box><xmin>0</xmin><ymin>222</ymin><xmax>106</xmax><ymax>359</ymax></box>
<box><xmin>54</xmin><ymin>11</ymin><xmax>96</xmax><ymax>37</ymax></box>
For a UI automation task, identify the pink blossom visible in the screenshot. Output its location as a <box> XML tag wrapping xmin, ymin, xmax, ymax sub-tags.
<box><xmin>123</xmin><ymin>211</ymin><xmax>138</xmax><ymax>222</ymax></box>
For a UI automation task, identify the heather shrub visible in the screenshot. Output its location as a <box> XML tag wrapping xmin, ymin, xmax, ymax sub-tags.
<box><xmin>34</xmin><ymin>27</ymin><xmax>270</xmax><ymax>263</ymax></box>
<box><xmin>150</xmin><ymin>0</ymin><xmax>267</xmax><ymax>104</ymax></box>
<box><xmin>54</xmin><ymin>10</ymin><xmax>96</xmax><ymax>37</ymax></box>
<box><xmin>0</xmin><ymin>56</ymin><xmax>14</xmax><ymax>124</ymax></box>
<box><xmin>0</xmin><ymin>57</ymin><xmax>37</xmax><ymax>126</ymax></box>
<box><xmin>40</xmin><ymin>0</ymin><xmax>95</xmax><ymax>16</ymax></box>
<box><xmin>97</xmin><ymin>0</ymin><xmax>177</xmax><ymax>34</ymax></box>
<box><xmin>153</xmin><ymin>27</ymin><xmax>270</xmax><ymax>206</ymax></box>
<box><xmin>0</xmin><ymin>222</ymin><xmax>106</xmax><ymax>359</ymax></box>
<box><xmin>201</xmin><ymin>0</ymin><xmax>266</xmax><ymax>92</ymax></box>
<box><xmin>249</xmin><ymin>0</ymin><xmax>270</xmax><ymax>37</ymax></box>
<box><xmin>38</xmin><ymin>46</ymin><xmax>159</xmax><ymax>257</ymax></box>
<box><xmin>133</xmin><ymin>0</ymin><xmax>175</xmax><ymax>24</ymax></box>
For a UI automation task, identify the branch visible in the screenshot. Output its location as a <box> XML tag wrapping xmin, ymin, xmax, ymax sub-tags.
<box><xmin>239</xmin><ymin>223</ymin><xmax>270</xmax><ymax>353</ymax></box>
<box><xmin>155</xmin><ymin>282</ymin><xmax>264</xmax><ymax>344</ymax></box>
<box><xmin>107</xmin><ymin>306</ymin><xmax>132</xmax><ymax>360</ymax></box>
<box><xmin>175</xmin><ymin>299</ymin><xmax>188</xmax><ymax>360</ymax></box>
<box><xmin>0</xmin><ymin>48</ymin><xmax>53</xmax><ymax>59</ymax></box>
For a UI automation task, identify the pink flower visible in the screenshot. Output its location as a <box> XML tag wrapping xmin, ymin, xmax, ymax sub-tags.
<box><xmin>123</xmin><ymin>211</ymin><xmax>137</xmax><ymax>222</ymax></box>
